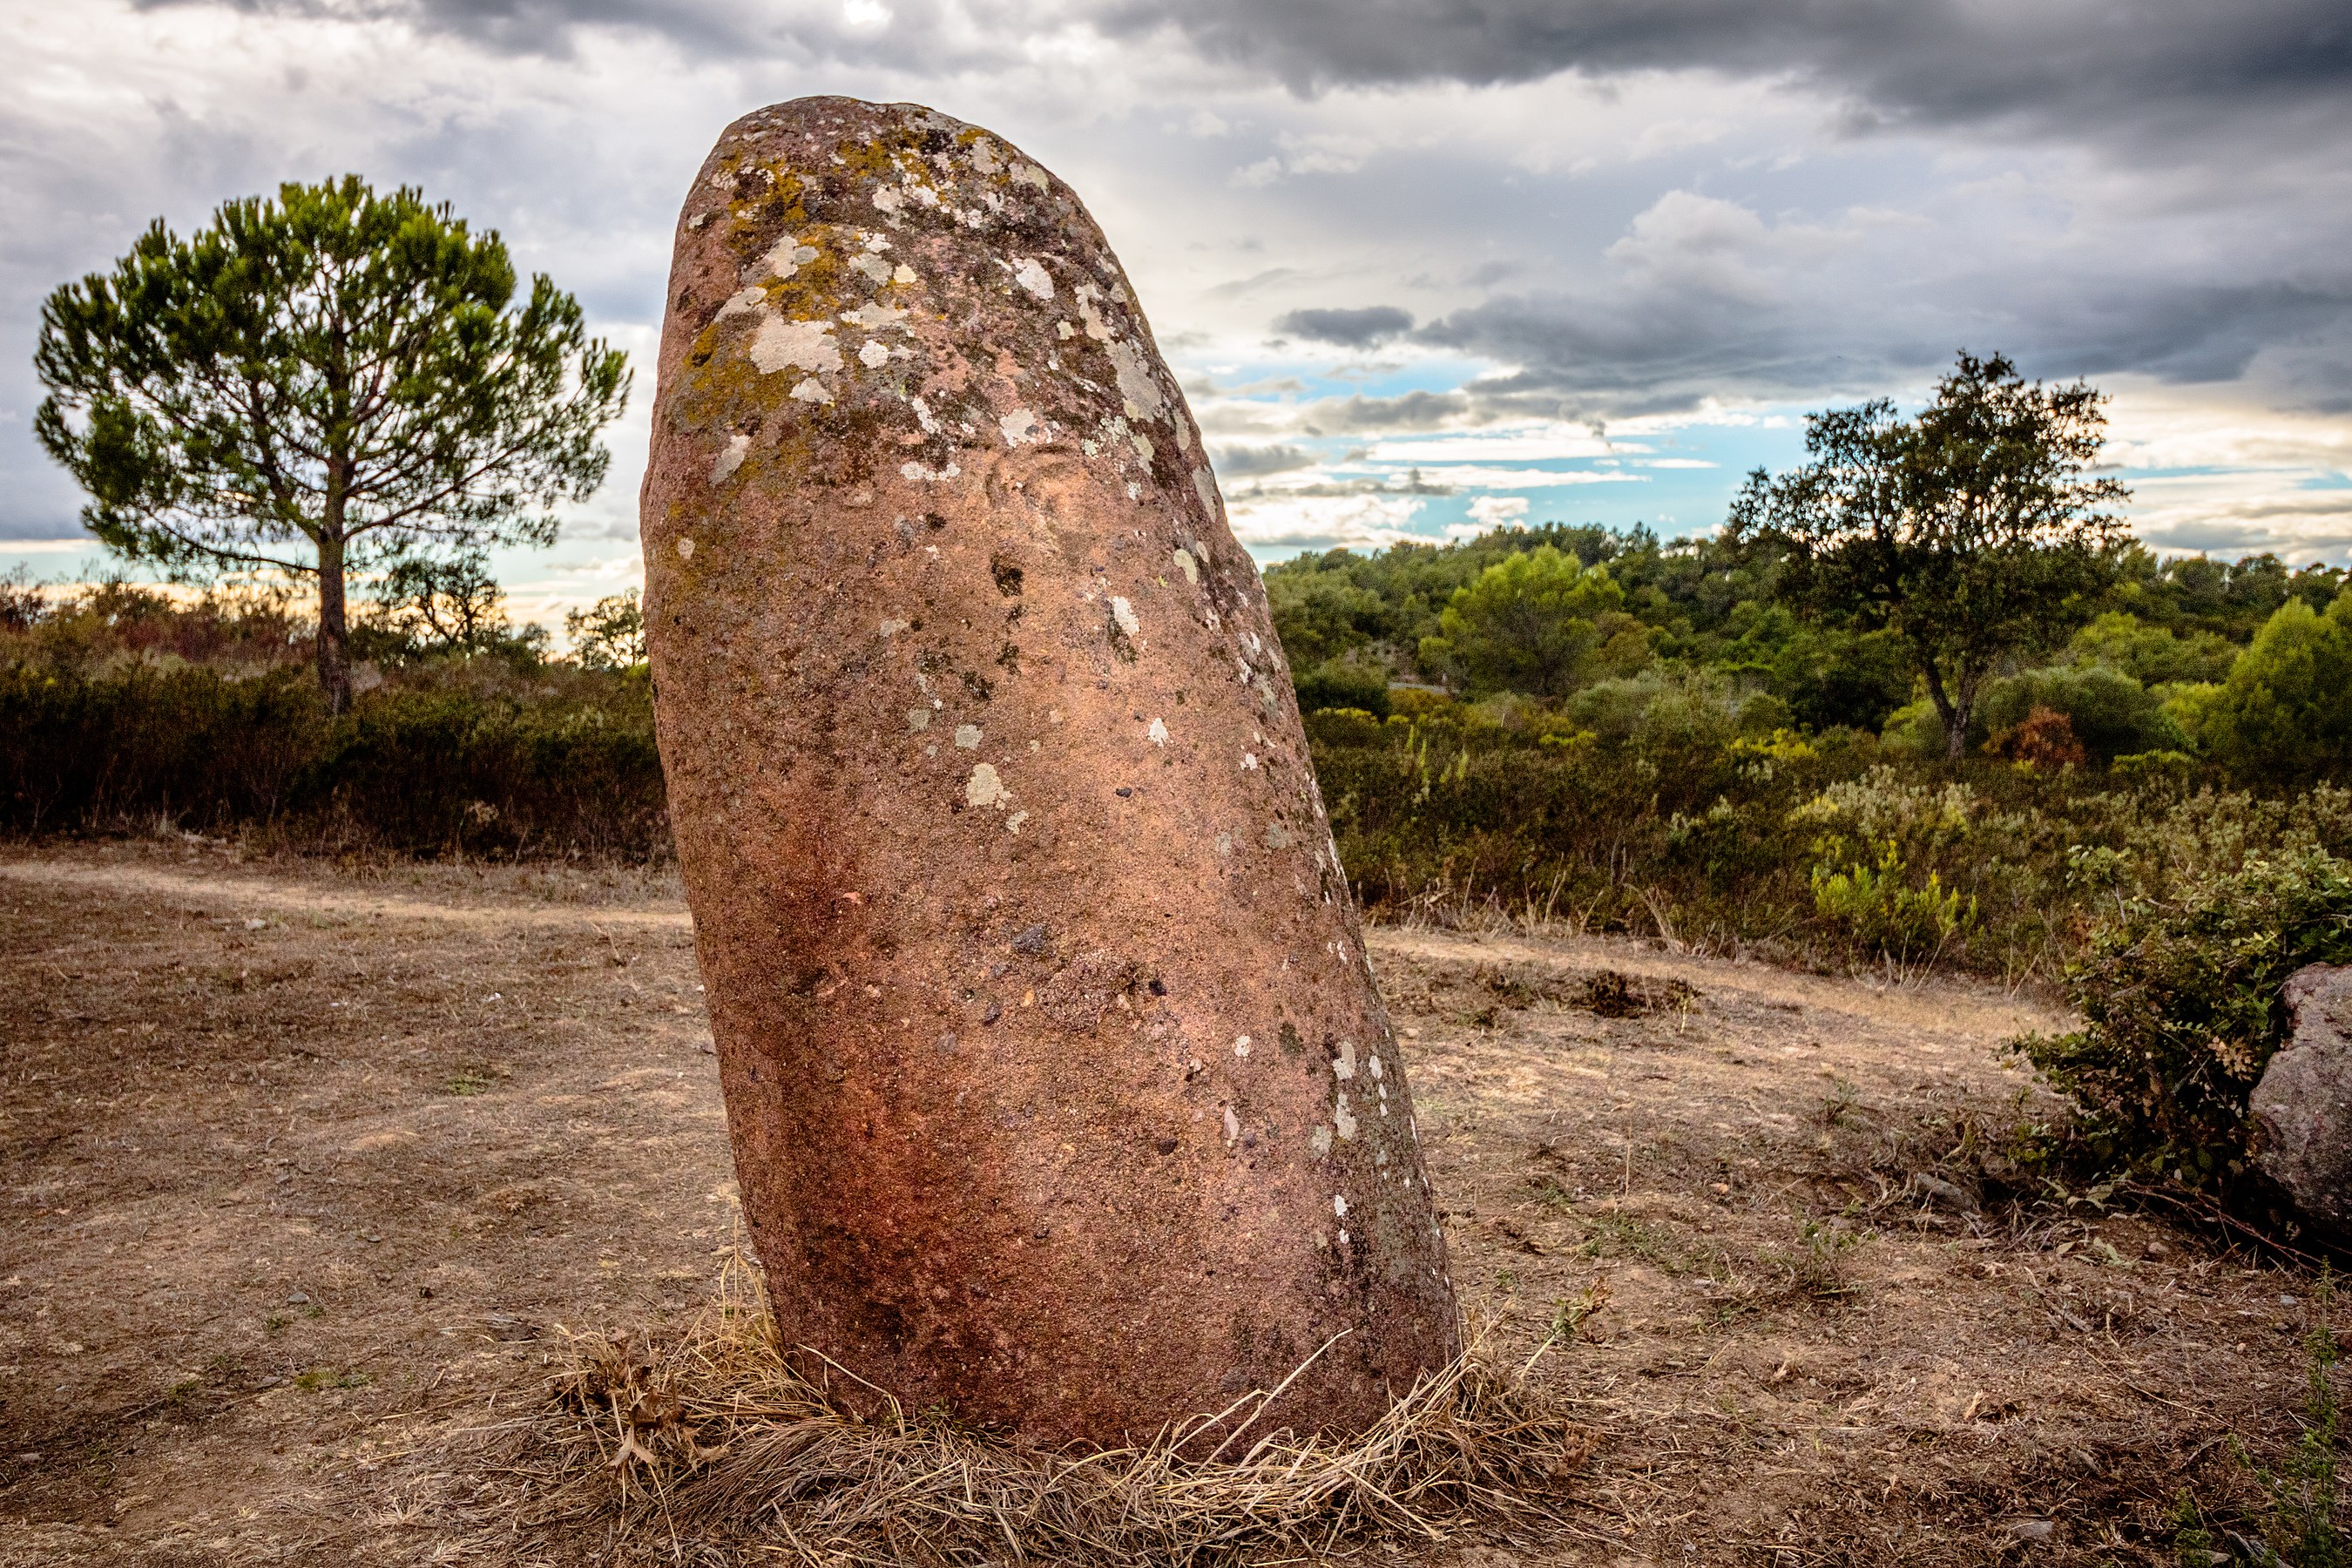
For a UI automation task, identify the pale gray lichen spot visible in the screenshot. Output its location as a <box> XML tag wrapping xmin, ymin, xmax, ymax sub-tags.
<box><xmin>1264</xmin><ymin>821</ymin><xmax>1291</xmax><ymax>850</ymax></box>
<box><xmin>1233</xmin><ymin>1035</ymin><xmax>1251</xmax><ymax>1058</ymax></box>
<box><xmin>909</xmin><ymin>396</ymin><xmax>942</xmax><ymax>434</ymax></box>
<box><xmin>1000</xmin><ymin>408</ymin><xmax>1040</xmax><ymax>446</ymax></box>
<box><xmin>1172</xmin><ymin>546</ymin><xmax>1200</xmax><ymax>585</ymax></box>
<box><xmin>1311</xmin><ymin>1125</ymin><xmax>1334</xmax><ymax>1156</ymax></box>
<box><xmin>1012</xmin><ymin>162</ymin><xmax>1049</xmax><ymax>189</ymax></box>
<box><xmin>892</xmin><ymin>262</ymin><xmax>917</xmax><ymax>286</ymax></box>
<box><xmin>965</xmin><ymin>763</ymin><xmax>1008</xmax><ymax>809</ymax></box>
<box><xmin>1005</xmin><ymin>809</ymin><xmax>1029</xmax><ymax>835</ymax></box>
<box><xmin>953</xmin><ymin>723</ymin><xmax>982</xmax><ymax>750</ymax></box>
<box><xmin>747</xmin><ymin>315</ymin><xmax>843</xmax><ymax>376</ymax></box>
<box><xmin>1334</xmin><ymin>1092</ymin><xmax>1359</xmax><ymax>1140</ymax></box>
<box><xmin>901</xmin><ymin>460</ymin><xmax>962</xmax><ymax>483</ymax></box>
<box><xmin>1011</xmin><ymin>257</ymin><xmax>1054</xmax><ymax>301</ymax></box>
<box><xmin>715</xmin><ymin>285</ymin><xmax>767</xmax><ymax>320</ymax></box>
<box><xmin>1368</xmin><ymin>1052</ymin><xmax>1384</xmax><ymax>1080</ymax></box>
<box><xmin>1333</xmin><ymin>1193</ymin><xmax>1348</xmax><ymax>1219</ymax></box>
<box><xmin>849</xmin><ymin>252</ymin><xmax>893</xmax><ymax>285</ymax></box>
<box><xmin>859</xmin><ymin>340</ymin><xmax>890</xmax><ymax>368</ymax></box>
<box><xmin>968</xmin><ymin>139</ymin><xmax>1002</xmax><ymax>174</ymax></box>
<box><xmin>872</xmin><ymin>186</ymin><xmax>904</xmax><ymax>214</ymax></box>
<box><xmin>879</xmin><ymin>618</ymin><xmax>909</xmax><ymax>637</ymax></box>
<box><xmin>1110</xmin><ymin>597</ymin><xmax>1140</xmax><ymax>639</ymax></box>
<box><xmin>1332</xmin><ymin>1038</ymin><xmax>1357</xmax><ymax>1081</ymax></box>
<box><xmin>1193</xmin><ymin>466</ymin><xmax>1221</xmax><ymax>521</ymax></box>
<box><xmin>765</xmin><ymin>237</ymin><xmax>821</xmax><ymax>279</ymax></box>
<box><xmin>674</xmin><ymin>537</ymin><xmax>695</xmax><ymax>561</ymax></box>
<box><xmin>841</xmin><ymin>301</ymin><xmax>909</xmax><ymax>330</ymax></box>
<box><xmin>790</xmin><ymin>377</ymin><xmax>834</xmax><ymax>404</ymax></box>
<box><xmin>1130</xmin><ymin>432</ymin><xmax>1154</xmax><ymax>463</ymax></box>
<box><xmin>1242</xmin><ymin>752</ymin><xmax>1259</xmax><ymax>770</ymax></box>
<box><xmin>907</xmin><ymin>707</ymin><xmax>932</xmax><ymax>733</ymax></box>
<box><xmin>1214</xmin><ymin>832</ymin><xmax>1233</xmax><ymax>857</ymax></box>
<box><xmin>1105</xmin><ymin>338</ymin><xmax>1165</xmax><ymax>422</ymax></box>
<box><xmin>1146</xmin><ymin>717</ymin><xmax>1168</xmax><ymax>747</ymax></box>
<box><xmin>710</xmin><ymin>434</ymin><xmax>751</xmax><ymax>483</ymax></box>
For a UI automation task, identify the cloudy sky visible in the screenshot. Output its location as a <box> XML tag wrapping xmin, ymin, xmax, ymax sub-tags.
<box><xmin>6</xmin><ymin>0</ymin><xmax>2350</xmax><ymax>629</ymax></box>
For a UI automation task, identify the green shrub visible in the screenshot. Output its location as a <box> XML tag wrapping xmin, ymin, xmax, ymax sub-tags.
<box><xmin>2184</xmin><ymin>596</ymin><xmax>2352</xmax><ymax>783</ymax></box>
<box><xmin>1978</xmin><ymin>663</ymin><xmax>2187</xmax><ymax>762</ymax></box>
<box><xmin>2017</xmin><ymin>848</ymin><xmax>2352</xmax><ymax>1181</ymax></box>
<box><xmin>1809</xmin><ymin>838</ymin><xmax>1977</xmax><ymax>963</ymax></box>
<box><xmin>1294</xmin><ymin>659</ymin><xmax>1392</xmax><ymax>717</ymax></box>
<box><xmin>1416</xmin><ymin>546</ymin><xmax>1648</xmax><ymax>700</ymax></box>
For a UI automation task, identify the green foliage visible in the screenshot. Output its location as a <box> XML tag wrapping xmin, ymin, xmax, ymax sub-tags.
<box><xmin>1727</xmin><ymin>350</ymin><xmax>2130</xmax><ymax>760</ymax></box>
<box><xmin>360</xmin><ymin>548</ymin><xmax>543</xmax><ymax>662</ymax></box>
<box><xmin>2068</xmin><ymin>611</ymin><xmax>2239</xmax><ymax>687</ymax></box>
<box><xmin>1808</xmin><ymin>839</ymin><xmax>1977</xmax><ymax>963</ymax></box>
<box><xmin>1416</xmin><ymin>545</ymin><xmax>1646</xmax><ymax>699</ymax></box>
<box><xmin>1293</xmin><ymin>658</ymin><xmax>1391</xmax><ymax>717</ymax></box>
<box><xmin>1978</xmin><ymin>663</ymin><xmax>2188</xmax><ymax>762</ymax></box>
<box><xmin>2018</xmin><ymin>849</ymin><xmax>2352</xmax><ymax>1181</ymax></box>
<box><xmin>33</xmin><ymin>175</ymin><xmax>629</xmax><ymax>708</ymax></box>
<box><xmin>564</xmin><ymin>588</ymin><xmax>647</xmax><ymax>672</ymax></box>
<box><xmin>2181</xmin><ymin>596</ymin><xmax>2352</xmax><ymax>785</ymax></box>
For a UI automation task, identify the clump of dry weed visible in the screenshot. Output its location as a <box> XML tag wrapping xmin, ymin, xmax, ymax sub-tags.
<box><xmin>463</xmin><ymin>1254</ymin><xmax>1596</xmax><ymax>1565</ymax></box>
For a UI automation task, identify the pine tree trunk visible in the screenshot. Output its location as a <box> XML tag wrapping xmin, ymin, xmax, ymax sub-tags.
<box><xmin>316</xmin><ymin>526</ymin><xmax>352</xmax><ymax>715</ymax></box>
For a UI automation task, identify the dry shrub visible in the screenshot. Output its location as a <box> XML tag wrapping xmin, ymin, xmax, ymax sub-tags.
<box><xmin>457</xmin><ymin>1254</ymin><xmax>1596</xmax><ymax>1565</ymax></box>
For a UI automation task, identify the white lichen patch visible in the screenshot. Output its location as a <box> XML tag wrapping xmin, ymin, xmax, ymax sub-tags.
<box><xmin>747</xmin><ymin>314</ymin><xmax>842</xmax><ymax>376</ymax></box>
<box><xmin>1000</xmin><ymin>409</ymin><xmax>1040</xmax><ymax>445</ymax></box>
<box><xmin>906</xmin><ymin>707</ymin><xmax>931</xmax><ymax>732</ymax></box>
<box><xmin>1146</xmin><ymin>717</ymin><xmax>1168</xmax><ymax>747</ymax></box>
<box><xmin>1172</xmin><ymin>546</ymin><xmax>1199</xmax><ymax>585</ymax></box>
<box><xmin>1333</xmin><ymin>1193</ymin><xmax>1348</xmax><ymax>1219</ymax></box>
<box><xmin>1105</xmin><ymin>338</ymin><xmax>1166</xmax><ymax>421</ymax></box>
<box><xmin>1242</xmin><ymin>752</ymin><xmax>1258</xmax><ymax>770</ymax></box>
<box><xmin>909</xmin><ymin>396</ymin><xmax>941</xmax><ymax>434</ymax></box>
<box><xmin>900</xmin><ymin>460</ymin><xmax>962</xmax><ymax>483</ymax></box>
<box><xmin>859</xmin><ymin>340</ymin><xmax>891</xmax><ymax>368</ymax></box>
<box><xmin>953</xmin><ymin>723</ymin><xmax>982</xmax><ymax>749</ymax></box>
<box><xmin>1110</xmin><ymin>597</ymin><xmax>1140</xmax><ymax>639</ymax></box>
<box><xmin>1332</xmin><ymin>1038</ymin><xmax>1358</xmax><ymax>1081</ymax></box>
<box><xmin>1193</xmin><ymin>467</ymin><xmax>1221</xmax><ymax>521</ymax></box>
<box><xmin>1012</xmin><ymin>162</ymin><xmax>1049</xmax><ymax>189</ymax></box>
<box><xmin>1006</xmin><ymin>810</ymin><xmax>1029</xmax><ymax>835</ymax></box>
<box><xmin>1012</xmin><ymin>257</ymin><xmax>1054</xmax><ymax>301</ymax></box>
<box><xmin>710</xmin><ymin>434</ymin><xmax>751</xmax><ymax>483</ymax></box>
<box><xmin>1130</xmin><ymin>432</ymin><xmax>1154</xmax><ymax>463</ymax></box>
<box><xmin>765</xmin><ymin>237</ymin><xmax>821</xmax><ymax>279</ymax></box>
<box><xmin>1334</xmin><ymin>1092</ymin><xmax>1359</xmax><ymax>1140</ymax></box>
<box><xmin>872</xmin><ymin>186</ymin><xmax>904</xmax><ymax>214</ymax></box>
<box><xmin>965</xmin><ymin>763</ymin><xmax>1008</xmax><ymax>809</ymax></box>
<box><xmin>840</xmin><ymin>301</ymin><xmax>908</xmax><ymax>330</ymax></box>
<box><xmin>1311</xmin><ymin>1125</ymin><xmax>1334</xmax><ymax>1156</ymax></box>
<box><xmin>1368</xmin><ymin>1051</ymin><xmax>1384</xmax><ymax>1080</ymax></box>
<box><xmin>790</xmin><ymin>377</ymin><xmax>834</xmax><ymax>404</ymax></box>
<box><xmin>892</xmin><ymin>263</ymin><xmax>917</xmax><ymax>286</ymax></box>
<box><xmin>968</xmin><ymin>138</ymin><xmax>1001</xmax><ymax>174</ymax></box>
<box><xmin>715</xmin><ymin>286</ymin><xmax>767</xmax><ymax>320</ymax></box>
<box><xmin>674</xmin><ymin>537</ymin><xmax>695</xmax><ymax>560</ymax></box>
<box><xmin>848</xmin><ymin>252</ymin><xmax>891</xmax><ymax>286</ymax></box>
<box><xmin>879</xmin><ymin>618</ymin><xmax>909</xmax><ymax>637</ymax></box>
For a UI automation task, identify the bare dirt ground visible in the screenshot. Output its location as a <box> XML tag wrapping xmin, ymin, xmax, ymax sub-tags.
<box><xmin>0</xmin><ymin>842</ymin><xmax>2328</xmax><ymax>1565</ymax></box>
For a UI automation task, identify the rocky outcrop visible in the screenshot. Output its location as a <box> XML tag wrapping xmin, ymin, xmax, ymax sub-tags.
<box><xmin>2251</xmin><ymin>963</ymin><xmax>2352</xmax><ymax>1242</ymax></box>
<box><xmin>640</xmin><ymin>97</ymin><xmax>1456</xmax><ymax>1445</ymax></box>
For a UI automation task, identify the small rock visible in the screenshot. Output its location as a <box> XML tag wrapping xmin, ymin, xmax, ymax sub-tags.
<box><xmin>285</xmin><ymin>1293</ymin><xmax>309</xmax><ymax>1306</ymax></box>
<box><xmin>2250</xmin><ymin>963</ymin><xmax>2352</xmax><ymax>1245</ymax></box>
<box><xmin>2004</xmin><ymin>1519</ymin><xmax>2055</xmax><ymax>1542</ymax></box>
<box><xmin>1912</xmin><ymin>1173</ymin><xmax>1981</xmax><ymax>1214</ymax></box>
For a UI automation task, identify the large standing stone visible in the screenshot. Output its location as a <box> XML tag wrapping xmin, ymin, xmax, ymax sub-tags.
<box><xmin>2251</xmin><ymin>963</ymin><xmax>2352</xmax><ymax>1244</ymax></box>
<box><xmin>641</xmin><ymin>98</ymin><xmax>1456</xmax><ymax>1445</ymax></box>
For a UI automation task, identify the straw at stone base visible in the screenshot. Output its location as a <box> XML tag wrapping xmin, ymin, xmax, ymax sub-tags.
<box><xmin>472</xmin><ymin>1252</ymin><xmax>1598</xmax><ymax>1565</ymax></box>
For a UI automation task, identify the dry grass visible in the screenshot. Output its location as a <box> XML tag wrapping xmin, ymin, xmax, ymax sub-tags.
<box><xmin>452</xmin><ymin>1254</ymin><xmax>1599</xmax><ymax>1566</ymax></box>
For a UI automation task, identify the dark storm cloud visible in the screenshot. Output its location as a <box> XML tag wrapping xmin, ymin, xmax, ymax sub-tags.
<box><xmin>1419</xmin><ymin>273</ymin><xmax>2352</xmax><ymax>416</ymax></box>
<box><xmin>1210</xmin><ymin>443</ymin><xmax>1318</xmax><ymax>476</ymax></box>
<box><xmin>1273</xmin><ymin>305</ymin><xmax>1414</xmax><ymax>347</ymax></box>
<box><xmin>1100</xmin><ymin>0</ymin><xmax>2352</xmax><ymax>149</ymax></box>
<box><xmin>1294</xmin><ymin>390</ymin><xmax>1471</xmax><ymax>435</ymax></box>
